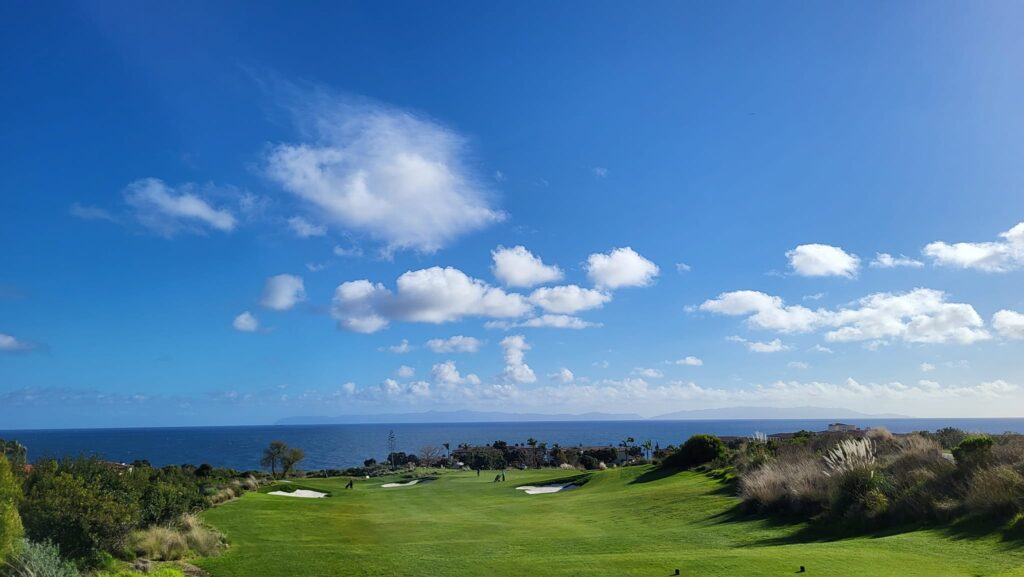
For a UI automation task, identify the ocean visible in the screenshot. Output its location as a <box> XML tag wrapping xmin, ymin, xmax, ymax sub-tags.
<box><xmin>3</xmin><ymin>418</ymin><xmax>1023</xmax><ymax>471</ymax></box>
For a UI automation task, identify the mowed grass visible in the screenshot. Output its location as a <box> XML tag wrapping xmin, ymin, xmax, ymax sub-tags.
<box><xmin>197</xmin><ymin>467</ymin><xmax>1024</xmax><ymax>577</ymax></box>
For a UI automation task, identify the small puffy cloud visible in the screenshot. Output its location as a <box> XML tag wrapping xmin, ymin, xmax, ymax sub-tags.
<box><xmin>331</xmin><ymin>267</ymin><xmax>530</xmax><ymax>333</ymax></box>
<box><xmin>501</xmin><ymin>335</ymin><xmax>536</xmax><ymax>384</ymax></box>
<box><xmin>812</xmin><ymin>344</ymin><xmax>834</xmax><ymax>353</ymax></box>
<box><xmin>633</xmin><ymin>367</ymin><xmax>664</xmax><ymax>379</ymax></box>
<box><xmin>486</xmin><ymin>315</ymin><xmax>600</xmax><ymax>330</ymax></box>
<box><xmin>592</xmin><ymin>167</ymin><xmax>609</xmax><ymax>178</ymax></box>
<box><xmin>529</xmin><ymin>285</ymin><xmax>610</xmax><ymax>314</ymax></box>
<box><xmin>426</xmin><ymin>335</ymin><xmax>483</xmax><ymax>353</ymax></box>
<box><xmin>676</xmin><ymin>262</ymin><xmax>692</xmax><ymax>273</ymax></box>
<box><xmin>288</xmin><ymin>216</ymin><xmax>327</xmax><ymax>238</ymax></box>
<box><xmin>728</xmin><ymin>336</ymin><xmax>789</xmax><ymax>353</ymax></box>
<box><xmin>993</xmin><ymin>309</ymin><xmax>1024</xmax><ymax>339</ymax></box>
<box><xmin>260</xmin><ymin>274</ymin><xmax>307</xmax><ymax>311</ymax></box>
<box><xmin>920</xmin><ymin>362</ymin><xmax>936</xmax><ymax>373</ymax></box>
<box><xmin>384</xmin><ymin>339</ymin><xmax>412</xmax><ymax>353</ymax></box>
<box><xmin>786</xmin><ymin>244</ymin><xmax>860</xmax><ymax>278</ymax></box>
<box><xmin>674</xmin><ymin>356</ymin><xmax>704</xmax><ymax>366</ymax></box>
<box><xmin>586</xmin><ymin>247</ymin><xmax>659</xmax><ymax>289</ymax></box>
<box><xmin>265</xmin><ymin>97</ymin><xmax>503</xmax><ymax>253</ymax></box>
<box><xmin>701</xmin><ymin>288</ymin><xmax>989</xmax><ymax>345</ymax></box>
<box><xmin>396</xmin><ymin>365</ymin><xmax>415</xmax><ymax>378</ymax></box>
<box><xmin>491</xmin><ymin>246</ymin><xmax>563</xmax><ymax>288</ymax></box>
<box><xmin>870</xmin><ymin>253</ymin><xmax>923</xmax><ymax>269</ymax></box>
<box><xmin>924</xmin><ymin>222</ymin><xmax>1024</xmax><ymax>272</ymax></box>
<box><xmin>332</xmin><ymin>245</ymin><xmax>363</xmax><ymax>258</ymax></box>
<box><xmin>123</xmin><ymin>178</ymin><xmax>237</xmax><ymax>237</ymax></box>
<box><xmin>0</xmin><ymin>333</ymin><xmax>33</xmax><ymax>352</ymax></box>
<box><xmin>69</xmin><ymin>202</ymin><xmax>117</xmax><ymax>222</ymax></box>
<box><xmin>232</xmin><ymin>311</ymin><xmax>259</xmax><ymax>332</ymax></box>
<box><xmin>548</xmin><ymin>368</ymin><xmax>574</xmax><ymax>383</ymax></box>
<box><xmin>787</xmin><ymin>361</ymin><xmax>810</xmax><ymax>369</ymax></box>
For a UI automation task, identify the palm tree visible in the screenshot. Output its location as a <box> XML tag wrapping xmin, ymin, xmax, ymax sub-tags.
<box><xmin>642</xmin><ymin>440</ymin><xmax>653</xmax><ymax>460</ymax></box>
<box><xmin>261</xmin><ymin>440</ymin><xmax>288</xmax><ymax>478</ymax></box>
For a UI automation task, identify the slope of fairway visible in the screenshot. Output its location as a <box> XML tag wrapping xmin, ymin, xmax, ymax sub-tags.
<box><xmin>197</xmin><ymin>467</ymin><xmax>1024</xmax><ymax>577</ymax></box>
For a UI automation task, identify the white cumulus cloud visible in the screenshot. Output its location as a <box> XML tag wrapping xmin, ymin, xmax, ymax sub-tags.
<box><xmin>232</xmin><ymin>311</ymin><xmax>259</xmax><ymax>332</ymax></box>
<box><xmin>529</xmin><ymin>285</ymin><xmax>610</xmax><ymax>314</ymax></box>
<box><xmin>727</xmin><ymin>336</ymin><xmax>789</xmax><ymax>353</ymax></box>
<box><xmin>265</xmin><ymin>98</ymin><xmax>504</xmax><ymax>253</ymax></box>
<box><xmin>586</xmin><ymin>247</ymin><xmax>659</xmax><ymax>289</ymax></box>
<box><xmin>786</xmin><ymin>244</ymin><xmax>860</xmax><ymax>278</ymax></box>
<box><xmin>485</xmin><ymin>315</ymin><xmax>600</xmax><ymax>330</ymax></box>
<box><xmin>674</xmin><ymin>356</ymin><xmax>704</xmax><ymax>366</ymax></box>
<box><xmin>501</xmin><ymin>335</ymin><xmax>536</xmax><ymax>384</ymax></box>
<box><xmin>491</xmin><ymin>246</ymin><xmax>563</xmax><ymax>288</ymax></box>
<box><xmin>924</xmin><ymin>222</ymin><xmax>1024</xmax><ymax>272</ymax></box>
<box><xmin>331</xmin><ymin>267</ymin><xmax>530</xmax><ymax>333</ymax></box>
<box><xmin>993</xmin><ymin>309</ymin><xmax>1024</xmax><ymax>339</ymax></box>
<box><xmin>260</xmin><ymin>274</ymin><xmax>307</xmax><ymax>311</ymax></box>
<box><xmin>548</xmin><ymin>368</ymin><xmax>575</xmax><ymax>383</ymax></box>
<box><xmin>702</xmin><ymin>288</ymin><xmax>989</xmax><ymax>345</ymax></box>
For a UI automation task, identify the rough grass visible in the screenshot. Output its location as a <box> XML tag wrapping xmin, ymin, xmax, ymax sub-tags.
<box><xmin>197</xmin><ymin>467</ymin><xmax>1024</xmax><ymax>577</ymax></box>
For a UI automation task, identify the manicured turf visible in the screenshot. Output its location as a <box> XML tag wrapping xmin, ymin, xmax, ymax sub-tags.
<box><xmin>197</xmin><ymin>467</ymin><xmax>1024</xmax><ymax>577</ymax></box>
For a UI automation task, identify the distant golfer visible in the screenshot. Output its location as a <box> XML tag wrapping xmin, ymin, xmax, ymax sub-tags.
<box><xmin>501</xmin><ymin>471</ymin><xmax>506</xmax><ymax>482</ymax></box>
<box><xmin>345</xmin><ymin>480</ymin><xmax>354</xmax><ymax>489</ymax></box>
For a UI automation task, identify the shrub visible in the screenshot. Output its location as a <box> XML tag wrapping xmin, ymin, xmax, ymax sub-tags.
<box><xmin>21</xmin><ymin>460</ymin><xmax>141</xmax><ymax>562</ymax></box>
<box><xmin>4</xmin><ymin>539</ymin><xmax>80</xmax><ymax>577</ymax></box>
<box><xmin>578</xmin><ymin>455</ymin><xmax>600</xmax><ymax>470</ymax></box>
<box><xmin>1</xmin><ymin>455</ymin><xmax>24</xmax><ymax>564</ymax></box>
<box><xmin>964</xmin><ymin>465</ymin><xmax>1024</xmax><ymax>516</ymax></box>
<box><xmin>663</xmin><ymin>435</ymin><xmax>727</xmax><ymax>469</ymax></box>
<box><xmin>953</xmin><ymin>435</ymin><xmax>994</xmax><ymax>470</ymax></box>
<box><xmin>129</xmin><ymin>526</ymin><xmax>187</xmax><ymax>561</ymax></box>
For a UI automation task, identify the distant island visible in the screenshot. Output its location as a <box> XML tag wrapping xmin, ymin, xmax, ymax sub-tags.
<box><xmin>275</xmin><ymin>406</ymin><xmax>907</xmax><ymax>425</ymax></box>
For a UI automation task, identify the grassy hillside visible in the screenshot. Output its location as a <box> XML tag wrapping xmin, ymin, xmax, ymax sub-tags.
<box><xmin>198</xmin><ymin>467</ymin><xmax>1024</xmax><ymax>577</ymax></box>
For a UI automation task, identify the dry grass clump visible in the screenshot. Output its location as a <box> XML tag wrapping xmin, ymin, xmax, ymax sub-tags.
<box><xmin>740</xmin><ymin>457</ymin><xmax>828</xmax><ymax>514</ymax></box>
<box><xmin>130</xmin><ymin>526</ymin><xmax>187</xmax><ymax>561</ymax></box>
<box><xmin>130</xmin><ymin>514</ymin><xmax>226</xmax><ymax>561</ymax></box>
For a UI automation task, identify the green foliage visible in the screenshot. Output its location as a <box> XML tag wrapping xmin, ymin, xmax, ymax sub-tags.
<box><xmin>3</xmin><ymin>539</ymin><xmax>80</xmax><ymax>577</ymax></box>
<box><xmin>953</xmin><ymin>435</ymin><xmax>994</xmax><ymax>470</ymax></box>
<box><xmin>0</xmin><ymin>455</ymin><xmax>24</xmax><ymax>564</ymax></box>
<box><xmin>663</xmin><ymin>435</ymin><xmax>727</xmax><ymax>469</ymax></box>
<box><xmin>95</xmin><ymin>568</ymin><xmax>185</xmax><ymax>577</ymax></box>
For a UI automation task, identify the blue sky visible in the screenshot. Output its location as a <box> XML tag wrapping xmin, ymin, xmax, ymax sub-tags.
<box><xmin>2</xmin><ymin>2</ymin><xmax>1024</xmax><ymax>428</ymax></box>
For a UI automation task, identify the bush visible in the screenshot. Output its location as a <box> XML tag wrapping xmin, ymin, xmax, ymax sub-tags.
<box><xmin>179</xmin><ymin>514</ymin><xmax>225</xmax><ymax>557</ymax></box>
<box><xmin>663</xmin><ymin>435</ymin><xmax>727</xmax><ymax>469</ymax></box>
<box><xmin>21</xmin><ymin>460</ymin><xmax>141</xmax><ymax>562</ymax></box>
<box><xmin>578</xmin><ymin>455</ymin><xmax>600</xmax><ymax>470</ymax></box>
<box><xmin>964</xmin><ymin>465</ymin><xmax>1024</xmax><ymax>516</ymax></box>
<box><xmin>3</xmin><ymin>539</ymin><xmax>80</xmax><ymax>577</ymax></box>
<box><xmin>1</xmin><ymin>455</ymin><xmax>24</xmax><ymax>564</ymax></box>
<box><xmin>953</xmin><ymin>435</ymin><xmax>994</xmax><ymax>470</ymax></box>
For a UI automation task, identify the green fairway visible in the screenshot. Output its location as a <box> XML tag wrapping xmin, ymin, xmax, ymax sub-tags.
<box><xmin>197</xmin><ymin>467</ymin><xmax>1024</xmax><ymax>577</ymax></box>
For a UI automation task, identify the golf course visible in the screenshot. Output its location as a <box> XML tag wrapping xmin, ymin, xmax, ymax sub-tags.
<box><xmin>196</xmin><ymin>467</ymin><xmax>1024</xmax><ymax>577</ymax></box>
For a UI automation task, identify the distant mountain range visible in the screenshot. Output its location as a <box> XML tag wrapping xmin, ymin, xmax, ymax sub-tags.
<box><xmin>275</xmin><ymin>406</ymin><xmax>906</xmax><ymax>425</ymax></box>
<box><xmin>650</xmin><ymin>406</ymin><xmax>908</xmax><ymax>420</ymax></box>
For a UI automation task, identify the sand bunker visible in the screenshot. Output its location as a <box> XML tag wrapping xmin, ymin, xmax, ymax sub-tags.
<box><xmin>268</xmin><ymin>489</ymin><xmax>328</xmax><ymax>498</ymax></box>
<box><xmin>381</xmin><ymin>480</ymin><xmax>421</xmax><ymax>488</ymax></box>
<box><xmin>515</xmin><ymin>484</ymin><xmax>578</xmax><ymax>495</ymax></box>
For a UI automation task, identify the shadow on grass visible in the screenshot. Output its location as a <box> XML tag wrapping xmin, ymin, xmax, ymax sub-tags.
<box><xmin>629</xmin><ymin>466</ymin><xmax>683</xmax><ymax>484</ymax></box>
<box><xmin>710</xmin><ymin>502</ymin><xmax>1024</xmax><ymax>549</ymax></box>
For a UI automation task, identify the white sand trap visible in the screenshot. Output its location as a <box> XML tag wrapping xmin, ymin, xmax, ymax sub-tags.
<box><xmin>268</xmin><ymin>489</ymin><xmax>328</xmax><ymax>498</ymax></box>
<box><xmin>381</xmin><ymin>480</ymin><xmax>421</xmax><ymax>488</ymax></box>
<box><xmin>515</xmin><ymin>484</ymin><xmax>578</xmax><ymax>495</ymax></box>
